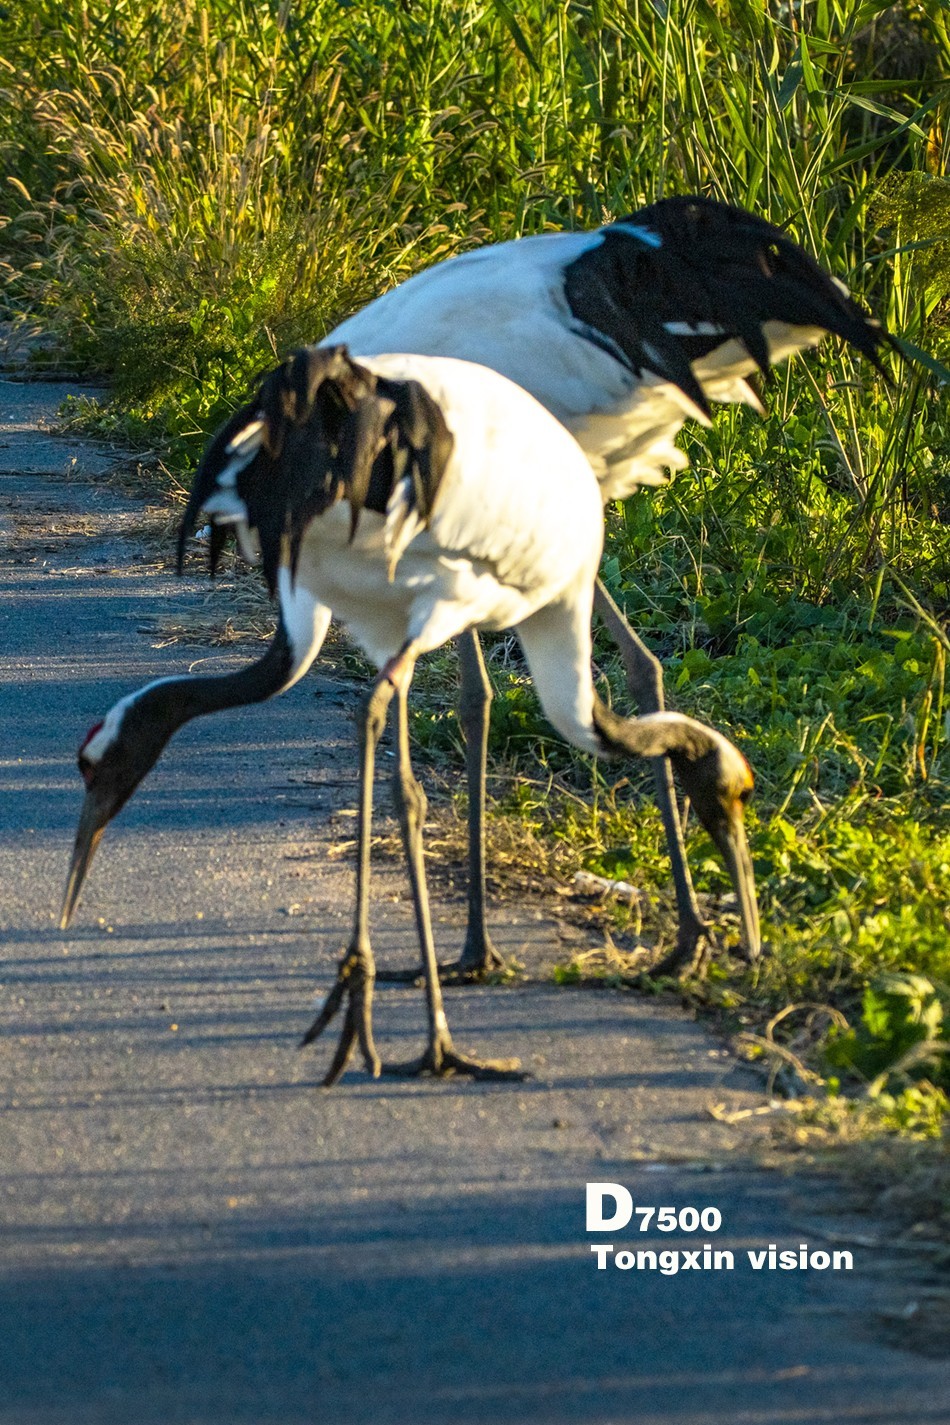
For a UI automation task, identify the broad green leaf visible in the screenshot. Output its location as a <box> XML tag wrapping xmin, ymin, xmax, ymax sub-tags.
<box><xmin>777</xmin><ymin>60</ymin><xmax>803</xmax><ymax>111</ymax></box>
<box><xmin>893</xmin><ymin>336</ymin><xmax>950</xmax><ymax>387</ymax></box>
<box><xmin>489</xmin><ymin>0</ymin><xmax>541</xmax><ymax>74</ymax></box>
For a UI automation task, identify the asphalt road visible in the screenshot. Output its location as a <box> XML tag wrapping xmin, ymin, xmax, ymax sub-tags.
<box><xmin>0</xmin><ymin>379</ymin><xmax>948</xmax><ymax>1424</ymax></box>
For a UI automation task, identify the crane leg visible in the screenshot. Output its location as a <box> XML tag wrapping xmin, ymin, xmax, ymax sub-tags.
<box><xmin>452</xmin><ymin>630</ymin><xmax>507</xmax><ymax>975</ymax></box>
<box><xmin>299</xmin><ymin>673</ymin><xmax>390</xmax><ymax>1085</ymax></box>
<box><xmin>376</xmin><ymin>630</ymin><xmax>507</xmax><ymax>984</ymax></box>
<box><xmin>592</xmin><ymin>579</ymin><xmax>711</xmax><ymax>976</ymax></box>
<box><xmin>382</xmin><ymin>658</ymin><xmax>524</xmax><ymax>1080</ymax></box>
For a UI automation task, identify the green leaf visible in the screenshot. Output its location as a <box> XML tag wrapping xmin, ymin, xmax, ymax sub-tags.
<box><xmin>799</xmin><ymin>34</ymin><xmax>821</xmax><ymax>94</ymax></box>
<box><xmin>777</xmin><ymin>60</ymin><xmax>803</xmax><ymax>111</ymax></box>
<box><xmin>843</xmin><ymin>92</ymin><xmax>929</xmax><ymax>140</ymax></box>
<box><xmin>490</xmin><ymin>0</ymin><xmax>541</xmax><ymax>74</ymax></box>
<box><xmin>892</xmin><ymin>336</ymin><xmax>950</xmax><ymax>388</ymax></box>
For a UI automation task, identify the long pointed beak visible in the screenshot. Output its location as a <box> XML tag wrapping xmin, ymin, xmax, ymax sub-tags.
<box><xmin>712</xmin><ymin>814</ymin><xmax>761</xmax><ymax>962</ymax></box>
<box><xmin>60</xmin><ymin>790</ymin><xmax>111</xmax><ymax>930</ymax></box>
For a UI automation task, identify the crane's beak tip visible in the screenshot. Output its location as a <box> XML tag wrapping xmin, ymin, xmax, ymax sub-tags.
<box><xmin>59</xmin><ymin>852</ymin><xmax>89</xmax><ymax>933</ymax></box>
<box><xmin>59</xmin><ymin>798</ymin><xmax>108</xmax><ymax>933</ymax></box>
<box><xmin>714</xmin><ymin>814</ymin><xmax>761</xmax><ymax>964</ymax></box>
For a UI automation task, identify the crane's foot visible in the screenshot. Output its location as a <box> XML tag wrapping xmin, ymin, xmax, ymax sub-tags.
<box><xmin>301</xmin><ymin>942</ymin><xmax>381</xmax><ymax>1087</ymax></box>
<box><xmin>376</xmin><ymin>929</ymin><xmax>510</xmax><ymax>987</ymax></box>
<box><xmin>383</xmin><ymin>1030</ymin><xmax>526</xmax><ymax>1081</ymax></box>
<box><xmin>649</xmin><ymin>919</ymin><xmax>713</xmax><ymax>980</ymax></box>
<box><xmin>441</xmin><ymin>929</ymin><xmax>510</xmax><ymax>984</ymax></box>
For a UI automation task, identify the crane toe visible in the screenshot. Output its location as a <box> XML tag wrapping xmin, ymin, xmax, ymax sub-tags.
<box><xmin>382</xmin><ymin>1039</ymin><xmax>526</xmax><ymax>1081</ymax></box>
<box><xmin>650</xmin><ymin>928</ymin><xmax>714</xmax><ymax>981</ymax></box>
<box><xmin>301</xmin><ymin>941</ymin><xmax>381</xmax><ymax>1085</ymax></box>
<box><xmin>376</xmin><ymin>933</ymin><xmax>511</xmax><ymax>987</ymax></box>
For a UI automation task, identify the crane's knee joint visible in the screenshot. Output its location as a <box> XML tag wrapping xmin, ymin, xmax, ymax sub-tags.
<box><xmin>361</xmin><ymin>681</ymin><xmax>393</xmax><ymax>745</ymax></box>
<box><xmin>393</xmin><ymin>768</ymin><xmax>427</xmax><ymax>832</ymax></box>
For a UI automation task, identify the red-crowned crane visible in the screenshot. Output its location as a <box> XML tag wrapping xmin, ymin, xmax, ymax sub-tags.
<box><xmin>61</xmin><ymin>347</ymin><xmax>760</xmax><ymax>1083</ymax></box>
<box><xmin>320</xmin><ymin>195</ymin><xmax>892</xmax><ymax>977</ymax></box>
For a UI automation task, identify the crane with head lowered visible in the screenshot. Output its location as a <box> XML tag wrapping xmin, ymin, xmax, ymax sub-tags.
<box><xmin>61</xmin><ymin>346</ymin><xmax>761</xmax><ymax>1082</ymax></box>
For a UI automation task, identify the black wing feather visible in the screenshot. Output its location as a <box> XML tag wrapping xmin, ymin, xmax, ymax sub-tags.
<box><xmin>386</xmin><ymin>380</ymin><xmax>455</xmax><ymax>524</ymax></box>
<box><xmin>176</xmin><ymin>400</ymin><xmax>261</xmax><ymax>574</ymax></box>
<box><xmin>337</xmin><ymin>391</ymin><xmax>397</xmax><ymax>540</ymax></box>
<box><xmin>564</xmin><ymin>195</ymin><xmax>893</xmax><ymax>410</ymax></box>
<box><xmin>179</xmin><ymin>346</ymin><xmax>454</xmax><ymax>597</ymax></box>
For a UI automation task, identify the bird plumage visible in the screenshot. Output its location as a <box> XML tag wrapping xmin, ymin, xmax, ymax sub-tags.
<box><xmin>183</xmin><ymin>348</ymin><xmax>607</xmax><ymax>686</ymax></box>
<box><xmin>180</xmin><ymin>346</ymin><xmax>455</xmax><ymax>596</ymax></box>
<box><xmin>327</xmin><ymin>195</ymin><xmax>892</xmax><ymax>499</ymax></box>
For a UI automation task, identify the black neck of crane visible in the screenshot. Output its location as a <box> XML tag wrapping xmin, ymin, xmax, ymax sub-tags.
<box><xmin>135</xmin><ymin>617</ymin><xmax>297</xmax><ymax>743</ymax></box>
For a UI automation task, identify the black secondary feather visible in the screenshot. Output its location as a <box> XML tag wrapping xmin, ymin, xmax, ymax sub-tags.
<box><xmin>179</xmin><ymin>346</ymin><xmax>454</xmax><ymax>594</ymax></box>
<box><xmin>564</xmin><ymin>196</ymin><xmax>893</xmax><ymax>417</ymax></box>
<box><xmin>177</xmin><ymin>398</ymin><xmax>265</xmax><ymax>577</ymax></box>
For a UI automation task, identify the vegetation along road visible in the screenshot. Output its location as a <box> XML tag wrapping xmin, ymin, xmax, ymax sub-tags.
<box><xmin>3</xmin><ymin>0</ymin><xmax>950</xmax><ymax>1417</ymax></box>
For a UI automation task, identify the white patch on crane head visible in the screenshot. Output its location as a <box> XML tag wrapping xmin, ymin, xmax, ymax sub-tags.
<box><xmin>79</xmin><ymin>678</ymin><xmax>180</xmax><ymax>767</ymax></box>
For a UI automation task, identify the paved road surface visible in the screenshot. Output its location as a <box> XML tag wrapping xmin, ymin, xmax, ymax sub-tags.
<box><xmin>0</xmin><ymin>379</ymin><xmax>947</xmax><ymax>1424</ymax></box>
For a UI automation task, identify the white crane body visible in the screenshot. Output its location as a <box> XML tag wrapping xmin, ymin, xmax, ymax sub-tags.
<box><xmin>225</xmin><ymin>352</ymin><xmax>606</xmax><ymax>751</ymax></box>
<box><xmin>326</xmin><ymin>204</ymin><xmax>870</xmax><ymax>501</ymax></box>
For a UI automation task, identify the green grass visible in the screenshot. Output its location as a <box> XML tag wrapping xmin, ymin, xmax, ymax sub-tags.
<box><xmin>3</xmin><ymin>0</ymin><xmax>950</xmax><ymax>1113</ymax></box>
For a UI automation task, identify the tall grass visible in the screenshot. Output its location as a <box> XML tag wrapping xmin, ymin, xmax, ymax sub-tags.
<box><xmin>3</xmin><ymin>0</ymin><xmax>950</xmax><ymax>1101</ymax></box>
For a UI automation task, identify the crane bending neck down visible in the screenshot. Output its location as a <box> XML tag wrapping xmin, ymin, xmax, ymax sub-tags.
<box><xmin>60</xmin><ymin>600</ymin><xmax>331</xmax><ymax>931</ymax></box>
<box><xmin>61</xmin><ymin>345</ymin><xmax>761</xmax><ymax>1083</ymax></box>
